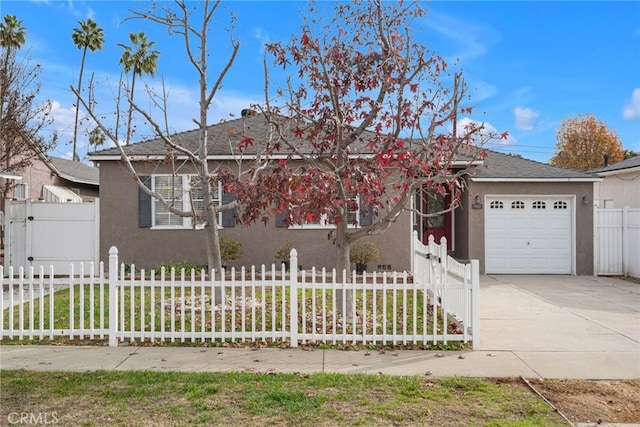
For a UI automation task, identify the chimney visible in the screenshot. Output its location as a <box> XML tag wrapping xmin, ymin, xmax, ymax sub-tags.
<box><xmin>603</xmin><ymin>154</ymin><xmax>609</xmax><ymax>167</ymax></box>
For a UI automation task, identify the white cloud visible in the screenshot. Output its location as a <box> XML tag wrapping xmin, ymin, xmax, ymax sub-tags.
<box><xmin>452</xmin><ymin>117</ymin><xmax>516</xmax><ymax>146</ymax></box>
<box><xmin>48</xmin><ymin>100</ymin><xmax>77</xmax><ymax>139</ymax></box>
<box><xmin>623</xmin><ymin>88</ymin><xmax>640</xmax><ymax>121</ymax></box>
<box><xmin>47</xmin><ymin>99</ymin><xmax>100</xmax><ymax>157</ymax></box>
<box><xmin>513</xmin><ymin>107</ymin><xmax>540</xmax><ymax>131</ymax></box>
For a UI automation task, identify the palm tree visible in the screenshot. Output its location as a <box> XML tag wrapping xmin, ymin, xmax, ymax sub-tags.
<box><xmin>71</xmin><ymin>19</ymin><xmax>104</xmax><ymax>161</ymax></box>
<box><xmin>118</xmin><ymin>32</ymin><xmax>159</xmax><ymax>144</ymax></box>
<box><xmin>1</xmin><ymin>15</ymin><xmax>27</xmax><ymax>106</ymax></box>
<box><xmin>0</xmin><ymin>14</ymin><xmax>26</xmax><ymax>49</ymax></box>
<box><xmin>1</xmin><ymin>15</ymin><xmax>27</xmax><ymax>171</ymax></box>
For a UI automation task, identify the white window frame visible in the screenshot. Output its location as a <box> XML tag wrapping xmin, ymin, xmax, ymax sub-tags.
<box><xmin>150</xmin><ymin>174</ymin><xmax>221</xmax><ymax>229</ymax></box>
<box><xmin>14</xmin><ymin>183</ymin><xmax>27</xmax><ymax>199</ymax></box>
<box><xmin>290</xmin><ymin>195</ymin><xmax>361</xmax><ymax>229</ymax></box>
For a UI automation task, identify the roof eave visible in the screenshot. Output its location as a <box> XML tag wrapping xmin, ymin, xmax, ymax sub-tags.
<box><xmin>596</xmin><ymin>165</ymin><xmax>640</xmax><ymax>176</ymax></box>
<box><xmin>56</xmin><ymin>172</ymin><xmax>99</xmax><ymax>186</ymax></box>
<box><xmin>0</xmin><ymin>173</ymin><xmax>22</xmax><ymax>180</ymax></box>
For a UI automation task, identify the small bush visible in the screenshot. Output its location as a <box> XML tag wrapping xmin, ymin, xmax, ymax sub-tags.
<box><xmin>349</xmin><ymin>241</ymin><xmax>380</xmax><ymax>265</ymax></box>
<box><xmin>220</xmin><ymin>236</ymin><xmax>244</xmax><ymax>262</ymax></box>
<box><xmin>275</xmin><ymin>241</ymin><xmax>293</xmax><ymax>261</ymax></box>
<box><xmin>155</xmin><ymin>260</ymin><xmax>204</xmax><ymax>273</ymax></box>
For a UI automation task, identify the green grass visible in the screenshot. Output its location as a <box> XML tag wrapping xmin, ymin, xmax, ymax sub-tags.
<box><xmin>0</xmin><ymin>370</ymin><xmax>565</xmax><ymax>426</ymax></box>
<box><xmin>3</xmin><ymin>282</ymin><xmax>466</xmax><ymax>349</ymax></box>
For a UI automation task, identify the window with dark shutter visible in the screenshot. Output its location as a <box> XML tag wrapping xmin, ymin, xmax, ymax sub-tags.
<box><xmin>221</xmin><ymin>192</ymin><xmax>236</xmax><ymax>228</ymax></box>
<box><xmin>138</xmin><ymin>176</ymin><xmax>152</xmax><ymax>228</ymax></box>
<box><xmin>359</xmin><ymin>200</ymin><xmax>373</xmax><ymax>226</ymax></box>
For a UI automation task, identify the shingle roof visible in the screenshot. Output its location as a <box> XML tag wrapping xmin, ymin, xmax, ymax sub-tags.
<box><xmin>472</xmin><ymin>150</ymin><xmax>600</xmax><ymax>181</ymax></box>
<box><xmin>49</xmin><ymin>157</ymin><xmax>99</xmax><ymax>186</ymax></box>
<box><xmin>89</xmin><ymin>114</ymin><xmax>360</xmax><ymax>157</ymax></box>
<box><xmin>88</xmin><ymin>115</ymin><xmax>598</xmax><ymax>181</ymax></box>
<box><xmin>88</xmin><ymin>114</ymin><xmax>437</xmax><ymax>159</ymax></box>
<box><xmin>589</xmin><ymin>155</ymin><xmax>640</xmax><ymax>174</ymax></box>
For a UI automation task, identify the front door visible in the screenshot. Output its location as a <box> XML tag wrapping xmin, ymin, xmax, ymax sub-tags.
<box><xmin>416</xmin><ymin>188</ymin><xmax>453</xmax><ymax>250</ymax></box>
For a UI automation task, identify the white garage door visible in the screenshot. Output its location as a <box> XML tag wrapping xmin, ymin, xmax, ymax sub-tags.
<box><xmin>485</xmin><ymin>196</ymin><xmax>573</xmax><ymax>274</ymax></box>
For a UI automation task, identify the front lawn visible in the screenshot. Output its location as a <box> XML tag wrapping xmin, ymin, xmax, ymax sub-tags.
<box><xmin>0</xmin><ymin>370</ymin><xmax>565</xmax><ymax>426</ymax></box>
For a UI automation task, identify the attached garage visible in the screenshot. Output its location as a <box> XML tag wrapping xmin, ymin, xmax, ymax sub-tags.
<box><xmin>451</xmin><ymin>151</ymin><xmax>600</xmax><ymax>276</ymax></box>
<box><xmin>484</xmin><ymin>196</ymin><xmax>574</xmax><ymax>274</ymax></box>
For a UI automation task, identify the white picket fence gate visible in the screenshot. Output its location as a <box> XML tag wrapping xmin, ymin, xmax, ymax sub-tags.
<box><xmin>412</xmin><ymin>231</ymin><xmax>480</xmax><ymax>348</ymax></box>
<box><xmin>595</xmin><ymin>207</ymin><xmax>640</xmax><ymax>278</ymax></box>
<box><xmin>1</xmin><ymin>241</ymin><xmax>480</xmax><ymax>350</ymax></box>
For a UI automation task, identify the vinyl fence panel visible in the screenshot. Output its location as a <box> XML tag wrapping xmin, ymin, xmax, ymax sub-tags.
<box><xmin>595</xmin><ymin>207</ymin><xmax>640</xmax><ymax>278</ymax></box>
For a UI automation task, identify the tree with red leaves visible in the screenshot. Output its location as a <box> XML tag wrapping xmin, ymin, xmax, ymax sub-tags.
<box><xmin>232</xmin><ymin>0</ymin><xmax>504</xmax><ymax>313</ymax></box>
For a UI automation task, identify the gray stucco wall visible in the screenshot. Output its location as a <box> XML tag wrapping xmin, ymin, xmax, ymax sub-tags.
<box><xmin>97</xmin><ymin>161</ymin><xmax>412</xmax><ymax>272</ymax></box>
<box><xmin>461</xmin><ymin>180</ymin><xmax>595</xmax><ymax>275</ymax></box>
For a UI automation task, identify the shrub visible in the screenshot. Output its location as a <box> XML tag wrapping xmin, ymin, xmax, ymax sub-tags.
<box><xmin>220</xmin><ymin>236</ymin><xmax>244</xmax><ymax>262</ymax></box>
<box><xmin>275</xmin><ymin>241</ymin><xmax>293</xmax><ymax>261</ymax></box>
<box><xmin>349</xmin><ymin>241</ymin><xmax>380</xmax><ymax>266</ymax></box>
<box><xmin>155</xmin><ymin>260</ymin><xmax>204</xmax><ymax>273</ymax></box>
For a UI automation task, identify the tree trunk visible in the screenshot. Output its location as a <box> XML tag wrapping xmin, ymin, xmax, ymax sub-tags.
<box><xmin>202</xmin><ymin>174</ymin><xmax>223</xmax><ymax>304</ymax></box>
<box><xmin>72</xmin><ymin>48</ymin><xmax>87</xmax><ymax>162</ymax></box>
<box><xmin>335</xmin><ymin>222</ymin><xmax>353</xmax><ymax>317</ymax></box>
<box><xmin>124</xmin><ymin>73</ymin><xmax>137</xmax><ymax>144</ymax></box>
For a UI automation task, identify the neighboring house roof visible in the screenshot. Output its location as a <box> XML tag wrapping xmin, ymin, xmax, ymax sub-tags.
<box><xmin>8</xmin><ymin>128</ymin><xmax>99</xmax><ymax>186</ymax></box>
<box><xmin>471</xmin><ymin>150</ymin><xmax>601</xmax><ymax>182</ymax></box>
<box><xmin>589</xmin><ymin>156</ymin><xmax>640</xmax><ymax>175</ymax></box>
<box><xmin>48</xmin><ymin>157</ymin><xmax>99</xmax><ymax>186</ymax></box>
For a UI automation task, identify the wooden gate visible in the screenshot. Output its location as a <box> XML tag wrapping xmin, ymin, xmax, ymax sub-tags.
<box><xmin>4</xmin><ymin>200</ymin><xmax>99</xmax><ymax>275</ymax></box>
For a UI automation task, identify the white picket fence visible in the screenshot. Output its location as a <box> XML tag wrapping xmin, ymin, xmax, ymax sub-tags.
<box><xmin>2</xmin><ymin>242</ymin><xmax>480</xmax><ymax>349</ymax></box>
<box><xmin>595</xmin><ymin>207</ymin><xmax>640</xmax><ymax>278</ymax></box>
<box><xmin>412</xmin><ymin>231</ymin><xmax>480</xmax><ymax>349</ymax></box>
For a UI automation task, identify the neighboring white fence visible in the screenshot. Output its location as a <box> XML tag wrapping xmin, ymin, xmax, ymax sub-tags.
<box><xmin>4</xmin><ymin>200</ymin><xmax>99</xmax><ymax>275</ymax></box>
<box><xmin>1</xmin><ymin>242</ymin><xmax>480</xmax><ymax>349</ymax></box>
<box><xmin>595</xmin><ymin>207</ymin><xmax>640</xmax><ymax>278</ymax></box>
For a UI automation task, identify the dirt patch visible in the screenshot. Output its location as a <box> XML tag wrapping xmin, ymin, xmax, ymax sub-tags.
<box><xmin>526</xmin><ymin>378</ymin><xmax>640</xmax><ymax>424</ymax></box>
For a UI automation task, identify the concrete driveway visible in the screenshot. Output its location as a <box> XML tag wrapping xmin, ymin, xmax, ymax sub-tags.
<box><xmin>480</xmin><ymin>274</ymin><xmax>640</xmax><ymax>379</ymax></box>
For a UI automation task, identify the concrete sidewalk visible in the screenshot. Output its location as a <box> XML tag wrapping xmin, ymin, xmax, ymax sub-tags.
<box><xmin>0</xmin><ymin>346</ymin><xmax>640</xmax><ymax>379</ymax></box>
<box><xmin>1</xmin><ymin>275</ymin><xmax>638</xmax><ymax>379</ymax></box>
<box><xmin>0</xmin><ymin>343</ymin><xmax>637</xmax><ymax>379</ymax></box>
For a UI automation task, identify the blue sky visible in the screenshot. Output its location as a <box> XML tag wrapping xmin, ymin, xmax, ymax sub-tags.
<box><xmin>3</xmin><ymin>0</ymin><xmax>640</xmax><ymax>164</ymax></box>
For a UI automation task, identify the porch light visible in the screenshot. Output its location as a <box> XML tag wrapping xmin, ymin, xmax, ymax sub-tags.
<box><xmin>582</xmin><ymin>195</ymin><xmax>589</xmax><ymax>204</ymax></box>
<box><xmin>474</xmin><ymin>195</ymin><xmax>481</xmax><ymax>204</ymax></box>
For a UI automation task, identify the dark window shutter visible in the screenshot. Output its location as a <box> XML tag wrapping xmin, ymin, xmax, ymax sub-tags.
<box><xmin>221</xmin><ymin>192</ymin><xmax>236</xmax><ymax>228</ymax></box>
<box><xmin>275</xmin><ymin>211</ymin><xmax>288</xmax><ymax>228</ymax></box>
<box><xmin>359</xmin><ymin>201</ymin><xmax>373</xmax><ymax>227</ymax></box>
<box><xmin>138</xmin><ymin>176</ymin><xmax>152</xmax><ymax>228</ymax></box>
